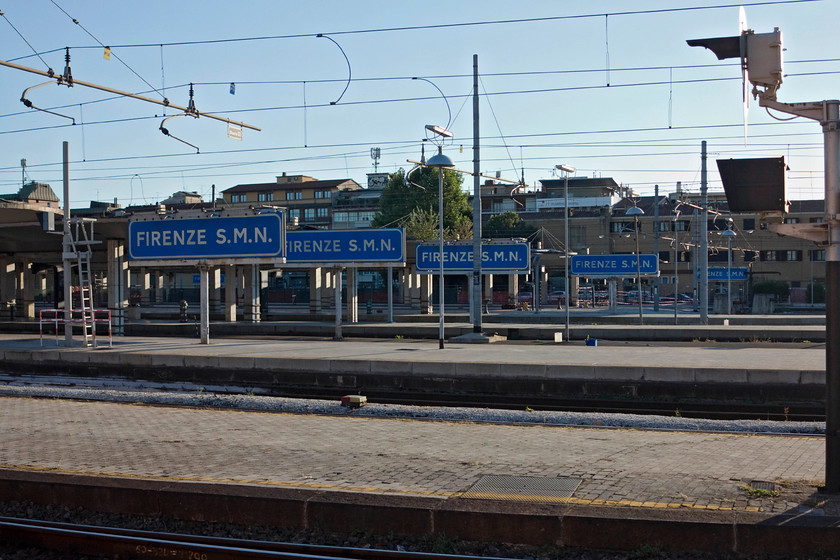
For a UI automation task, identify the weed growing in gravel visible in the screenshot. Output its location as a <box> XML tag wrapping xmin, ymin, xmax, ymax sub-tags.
<box><xmin>739</xmin><ymin>484</ymin><xmax>780</xmax><ymax>499</ymax></box>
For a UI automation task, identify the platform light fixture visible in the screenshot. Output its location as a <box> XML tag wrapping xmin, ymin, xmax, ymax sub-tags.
<box><xmin>556</xmin><ymin>165</ymin><xmax>576</xmax><ymax>342</ymax></box>
<box><xmin>626</xmin><ymin>206</ymin><xmax>645</xmax><ymax>324</ymax></box>
<box><xmin>426</xmin><ymin>128</ymin><xmax>454</xmax><ymax>350</ymax></box>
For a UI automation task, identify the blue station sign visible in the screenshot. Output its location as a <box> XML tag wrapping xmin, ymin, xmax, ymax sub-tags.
<box><xmin>570</xmin><ymin>254</ymin><xmax>659</xmax><ymax>277</ymax></box>
<box><xmin>415</xmin><ymin>242</ymin><xmax>530</xmax><ymax>274</ymax></box>
<box><xmin>128</xmin><ymin>213</ymin><xmax>284</xmax><ymax>261</ymax></box>
<box><xmin>285</xmin><ymin>229</ymin><xmax>405</xmax><ymax>263</ymax></box>
<box><xmin>708</xmin><ymin>267</ymin><xmax>749</xmax><ymax>281</ymax></box>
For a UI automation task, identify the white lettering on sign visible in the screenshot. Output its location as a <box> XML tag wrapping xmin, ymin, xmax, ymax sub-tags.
<box><xmin>135</xmin><ymin>229</ymin><xmax>207</xmax><ymax>247</ymax></box>
<box><xmin>214</xmin><ymin>226</ymin><xmax>271</xmax><ymax>245</ymax></box>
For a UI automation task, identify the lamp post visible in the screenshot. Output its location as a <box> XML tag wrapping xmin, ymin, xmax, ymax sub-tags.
<box><xmin>722</xmin><ymin>225</ymin><xmax>737</xmax><ymax>315</ymax></box>
<box><xmin>674</xmin><ymin>221</ymin><xmax>679</xmax><ymax>325</ymax></box>
<box><xmin>626</xmin><ymin>206</ymin><xmax>645</xmax><ymax>324</ymax></box>
<box><xmin>556</xmin><ymin>164</ymin><xmax>575</xmax><ymax>342</ymax></box>
<box><xmin>426</xmin><ymin>134</ymin><xmax>454</xmax><ymax>350</ymax></box>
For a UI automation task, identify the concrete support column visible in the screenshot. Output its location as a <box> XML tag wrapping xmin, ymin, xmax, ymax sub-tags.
<box><xmin>309</xmin><ymin>267</ymin><xmax>322</xmax><ymax>313</ymax></box>
<box><xmin>154</xmin><ymin>272</ymin><xmax>165</xmax><ymax>303</ymax></box>
<box><xmin>508</xmin><ymin>274</ymin><xmax>519</xmax><ymax>306</ymax></box>
<box><xmin>346</xmin><ymin>267</ymin><xmax>358</xmax><ymax>323</ymax></box>
<box><xmin>321</xmin><ymin>268</ymin><xmax>334</xmax><ymax>308</ymax></box>
<box><xmin>403</xmin><ymin>269</ymin><xmax>413</xmax><ymax>307</ymax></box>
<box><xmin>244</xmin><ymin>265</ymin><xmax>260</xmax><ymax>323</ymax></box>
<box><xmin>484</xmin><ymin>274</ymin><xmax>494</xmax><ymax>308</ymax></box>
<box><xmin>224</xmin><ymin>265</ymin><xmax>237</xmax><ymax>322</ymax></box>
<box><xmin>0</xmin><ymin>258</ymin><xmax>12</xmax><ymax>316</ymax></box>
<box><xmin>21</xmin><ymin>261</ymin><xmax>34</xmax><ymax>319</ymax></box>
<box><xmin>539</xmin><ymin>267</ymin><xmax>549</xmax><ymax>306</ymax></box>
<box><xmin>209</xmin><ymin>267</ymin><xmax>222</xmax><ymax>315</ymax></box>
<box><xmin>107</xmin><ymin>239</ymin><xmax>128</xmax><ymax>335</ymax></box>
<box><xmin>139</xmin><ymin>268</ymin><xmax>151</xmax><ymax>306</ymax></box>
<box><xmin>569</xmin><ymin>275</ymin><xmax>580</xmax><ymax>307</ymax></box>
<box><xmin>420</xmin><ymin>273</ymin><xmax>432</xmax><ymax>314</ymax></box>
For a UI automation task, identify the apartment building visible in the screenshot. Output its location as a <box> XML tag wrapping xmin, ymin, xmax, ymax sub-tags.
<box><xmin>221</xmin><ymin>173</ymin><xmax>361</xmax><ymax>229</ymax></box>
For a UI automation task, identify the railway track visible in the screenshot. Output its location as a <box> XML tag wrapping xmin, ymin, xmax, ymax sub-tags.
<box><xmin>0</xmin><ymin>371</ymin><xmax>825</xmax><ymax>422</ymax></box>
<box><xmin>0</xmin><ymin>517</ymin><xmax>503</xmax><ymax>560</ymax></box>
<box><xmin>270</xmin><ymin>386</ymin><xmax>825</xmax><ymax>422</ymax></box>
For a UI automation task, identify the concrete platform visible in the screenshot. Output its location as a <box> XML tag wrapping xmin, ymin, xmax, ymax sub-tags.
<box><xmin>0</xmin><ymin>331</ymin><xmax>826</xmax><ymax>409</ymax></box>
<box><xmin>0</xmin><ymin>395</ymin><xmax>836</xmax><ymax>556</ymax></box>
<box><xmin>0</xmin><ymin>331</ymin><xmax>836</xmax><ymax>555</ymax></box>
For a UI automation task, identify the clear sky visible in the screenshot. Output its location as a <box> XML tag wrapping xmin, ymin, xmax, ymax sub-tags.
<box><xmin>0</xmin><ymin>0</ymin><xmax>837</xmax><ymax>207</ymax></box>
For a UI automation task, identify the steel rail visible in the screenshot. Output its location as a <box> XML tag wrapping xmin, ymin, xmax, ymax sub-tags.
<box><xmin>0</xmin><ymin>517</ymin><xmax>506</xmax><ymax>560</ymax></box>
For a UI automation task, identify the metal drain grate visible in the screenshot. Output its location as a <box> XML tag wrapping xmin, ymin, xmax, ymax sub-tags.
<box><xmin>750</xmin><ymin>480</ymin><xmax>778</xmax><ymax>492</ymax></box>
<box><xmin>462</xmin><ymin>475</ymin><xmax>582</xmax><ymax>502</ymax></box>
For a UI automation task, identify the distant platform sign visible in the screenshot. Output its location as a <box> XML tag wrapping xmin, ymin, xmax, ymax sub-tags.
<box><xmin>708</xmin><ymin>267</ymin><xmax>749</xmax><ymax>281</ymax></box>
<box><xmin>570</xmin><ymin>254</ymin><xmax>659</xmax><ymax>276</ymax></box>
<box><xmin>285</xmin><ymin>229</ymin><xmax>404</xmax><ymax>263</ymax></box>
<box><xmin>416</xmin><ymin>242</ymin><xmax>530</xmax><ymax>274</ymax></box>
<box><xmin>129</xmin><ymin>213</ymin><xmax>284</xmax><ymax>261</ymax></box>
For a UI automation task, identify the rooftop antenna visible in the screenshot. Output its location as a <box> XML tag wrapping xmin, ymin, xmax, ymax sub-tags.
<box><xmin>371</xmin><ymin>147</ymin><xmax>381</xmax><ymax>172</ymax></box>
<box><xmin>20</xmin><ymin>158</ymin><xmax>26</xmax><ymax>187</ymax></box>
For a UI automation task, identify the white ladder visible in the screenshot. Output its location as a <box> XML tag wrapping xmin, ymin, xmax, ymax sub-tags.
<box><xmin>66</xmin><ymin>218</ymin><xmax>99</xmax><ymax>347</ymax></box>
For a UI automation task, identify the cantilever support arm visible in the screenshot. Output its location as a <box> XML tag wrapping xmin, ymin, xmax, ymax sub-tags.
<box><xmin>0</xmin><ymin>58</ymin><xmax>261</xmax><ymax>132</ymax></box>
<box><xmin>20</xmin><ymin>80</ymin><xmax>76</xmax><ymax>123</ymax></box>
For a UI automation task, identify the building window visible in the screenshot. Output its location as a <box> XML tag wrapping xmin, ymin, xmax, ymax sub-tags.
<box><xmin>359</xmin><ymin>211</ymin><xmax>375</xmax><ymax>222</ymax></box>
<box><xmin>230</xmin><ymin>194</ymin><xmax>245</xmax><ymax>203</ymax></box>
<box><xmin>295</xmin><ymin>191</ymin><xmax>303</xmax><ymax>200</ymax></box>
<box><xmin>812</xmin><ymin>249</ymin><xmax>826</xmax><ymax>262</ymax></box>
<box><xmin>743</xmin><ymin>218</ymin><xmax>755</xmax><ymax>230</ymax></box>
<box><xmin>762</xmin><ymin>251</ymin><xmax>778</xmax><ymax>262</ymax></box>
<box><xmin>334</xmin><ymin>212</ymin><xmax>349</xmax><ymax>223</ymax></box>
<box><xmin>658</xmin><ymin>222</ymin><xmax>671</xmax><ymax>232</ymax></box>
<box><xmin>288</xmin><ymin>209</ymin><xmax>300</xmax><ymax>221</ymax></box>
<box><xmin>784</xmin><ymin>217</ymin><xmax>799</xmax><ymax>224</ymax></box>
<box><xmin>610</xmin><ymin>221</ymin><xmax>634</xmax><ymax>233</ymax></box>
<box><xmin>304</xmin><ymin>208</ymin><xmax>315</xmax><ymax>221</ymax></box>
<box><xmin>286</xmin><ymin>192</ymin><xmax>295</xmax><ymax>201</ymax></box>
<box><xmin>258</xmin><ymin>192</ymin><xmax>274</xmax><ymax>202</ymax></box>
<box><xmin>785</xmin><ymin>250</ymin><xmax>802</xmax><ymax>262</ymax></box>
<box><xmin>315</xmin><ymin>190</ymin><xmax>332</xmax><ymax>199</ymax></box>
<box><xmin>674</xmin><ymin>220</ymin><xmax>689</xmax><ymax>232</ymax></box>
<box><xmin>317</xmin><ymin>207</ymin><xmax>329</xmax><ymax>219</ymax></box>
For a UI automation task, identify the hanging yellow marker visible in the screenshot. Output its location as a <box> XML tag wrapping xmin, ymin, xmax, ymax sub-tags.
<box><xmin>460</xmin><ymin>145</ymin><xmax>463</xmax><ymax>153</ymax></box>
<box><xmin>103</xmin><ymin>46</ymin><xmax>111</xmax><ymax>60</ymax></box>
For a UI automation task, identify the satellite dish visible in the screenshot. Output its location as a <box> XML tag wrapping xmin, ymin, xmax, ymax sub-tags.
<box><xmin>739</xmin><ymin>6</ymin><xmax>749</xmax><ymax>145</ymax></box>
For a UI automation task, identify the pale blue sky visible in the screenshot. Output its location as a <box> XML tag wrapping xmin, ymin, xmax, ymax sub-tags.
<box><xmin>1</xmin><ymin>0</ymin><xmax>837</xmax><ymax>206</ymax></box>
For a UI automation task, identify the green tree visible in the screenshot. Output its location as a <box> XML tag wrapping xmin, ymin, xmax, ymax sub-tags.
<box><xmin>752</xmin><ymin>280</ymin><xmax>790</xmax><ymax>298</ymax></box>
<box><xmin>372</xmin><ymin>167</ymin><xmax>471</xmax><ymax>239</ymax></box>
<box><xmin>483</xmin><ymin>211</ymin><xmax>536</xmax><ymax>240</ymax></box>
<box><xmin>402</xmin><ymin>207</ymin><xmax>438</xmax><ymax>241</ymax></box>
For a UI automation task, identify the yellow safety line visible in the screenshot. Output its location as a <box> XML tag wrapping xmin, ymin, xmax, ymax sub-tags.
<box><xmin>0</xmin><ymin>464</ymin><xmax>454</xmax><ymax>497</ymax></box>
<box><xmin>1</xmin><ymin>463</ymin><xmax>773</xmax><ymax>512</ymax></box>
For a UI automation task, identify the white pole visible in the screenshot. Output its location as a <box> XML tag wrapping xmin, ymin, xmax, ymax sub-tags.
<box><xmin>438</xmin><ymin>157</ymin><xmax>445</xmax><ymax>350</ymax></box>
<box><xmin>563</xmin><ymin>172</ymin><xmax>570</xmax><ymax>342</ymax></box>
<box><xmin>62</xmin><ymin>141</ymin><xmax>73</xmax><ymax>347</ymax></box>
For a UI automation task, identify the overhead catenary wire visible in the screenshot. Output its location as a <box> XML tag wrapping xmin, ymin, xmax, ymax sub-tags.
<box><xmin>48</xmin><ymin>0</ymin><xmax>167</xmax><ymax>101</ymax></box>
<box><xmin>10</xmin><ymin>0</ymin><xmax>820</xmax><ymax>55</ymax></box>
<box><xmin>2</xmin><ymin>57</ymin><xmax>837</xmax><ymax>122</ymax></box>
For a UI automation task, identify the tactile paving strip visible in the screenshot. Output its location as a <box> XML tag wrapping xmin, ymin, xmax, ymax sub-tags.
<box><xmin>462</xmin><ymin>475</ymin><xmax>582</xmax><ymax>502</ymax></box>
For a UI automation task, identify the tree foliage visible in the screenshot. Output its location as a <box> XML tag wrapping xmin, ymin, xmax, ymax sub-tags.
<box><xmin>482</xmin><ymin>211</ymin><xmax>536</xmax><ymax>240</ymax></box>
<box><xmin>372</xmin><ymin>167</ymin><xmax>471</xmax><ymax>240</ymax></box>
<box><xmin>752</xmin><ymin>279</ymin><xmax>790</xmax><ymax>297</ymax></box>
